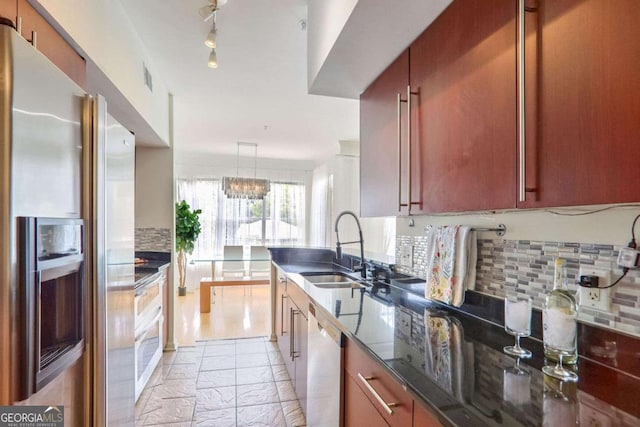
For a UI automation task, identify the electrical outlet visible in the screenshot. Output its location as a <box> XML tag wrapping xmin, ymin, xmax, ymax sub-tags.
<box><xmin>399</xmin><ymin>245</ymin><xmax>413</xmax><ymax>268</ymax></box>
<box><xmin>578</xmin><ymin>266</ymin><xmax>612</xmax><ymax>312</ymax></box>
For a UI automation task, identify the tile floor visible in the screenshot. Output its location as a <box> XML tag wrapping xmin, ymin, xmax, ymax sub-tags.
<box><xmin>135</xmin><ymin>336</ymin><xmax>306</xmax><ymax>427</ymax></box>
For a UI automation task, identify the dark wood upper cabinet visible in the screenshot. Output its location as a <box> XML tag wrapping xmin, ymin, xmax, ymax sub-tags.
<box><xmin>0</xmin><ymin>0</ymin><xmax>17</xmax><ymax>28</ymax></box>
<box><xmin>360</xmin><ymin>50</ymin><xmax>409</xmax><ymax>217</ymax></box>
<box><xmin>518</xmin><ymin>0</ymin><xmax>640</xmax><ymax>208</ymax></box>
<box><xmin>17</xmin><ymin>0</ymin><xmax>86</xmax><ymax>90</ymax></box>
<box><xmin>409</xmin><ymin>0</ymin><xmax>517</xmax><ymax>213</ymax></box>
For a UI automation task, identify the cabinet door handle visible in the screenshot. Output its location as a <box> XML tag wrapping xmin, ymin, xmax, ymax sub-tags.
<box><xmin>397</xmin><ymin>92</ymin><xmax>404</xmax><ymax>213</ymax></box>
<box><xmin>407</xmin><ymin>85</ymin><xmax>413</xmax><ymax>215</ymax></box>
<box><xmin>406</xmin><ymin>85</ymin><xmax>420</xmax><ymax>214</ymax></box>
<box><xmin>517</xmin><ymin>0</ymin><xmax>526</xmax><ymax>202</ymax></box>
<box><xmin>290</xmin><ymin>309</ymin><xmax>301</xmax><ymax>361</ymax></box>
<box><xmin>357</xmin><ymin>373</ymin><xmax>398</xmax><ymax>415</ymax></box>
<box><xmin>280</xmin><ymin>294</ymin><xmax>288</xmax><ymax>336</ymax></box>
<box><xmin>30</xmin><ymin>31</ymin><xmax>37</xmax><ymax>49</ymax></box>
<box><xmin>289</xmin><ymin>308</ymin><xmax>295</xmax><ymax>359</ymax></box>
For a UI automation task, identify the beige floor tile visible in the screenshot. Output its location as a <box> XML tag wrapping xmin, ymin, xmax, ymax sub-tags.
<box><xmin>236</xmin><ymin>366</ymin><xmax>274</xmax><ymax>385</ymax></box>
<box><xmin>195</xmin><ymin>386</ymin><xmax>236</xmax><ymax>412</ymax></box>
<box><xmin>200</xmin><ymin>354</ymin><xmax>236</xmax><ymax>371</ymax></box>
<box><xmin>237</xmin><ymin>402</ymin><xmax>286</xmax><ymax>427</ymax></box>
<box><xmin>271</xmin><ymin>365</ymin><xmax>290</xmax><ymax>382</ymax></box>
<box><xmin>153</xmin><ymin>379</ymin><xmax>197</xmax><ymax>399</ymax></box>
<box><xmin>197</xmin><ymin>369</ymin><xmax>236</xmax><ymax>389</ymax></box>
<box><xmin>173</xmin><ymin>352</ymin><xmax>201</xmax><ymax>365</ymax></box>
<box><xmin>192</xmin><ymin>407</ymin><xmax>236</xmax><ymax>426</ymax></box>
<box><xmin>267</xmin><ymin>350</ymin><xmax>285</xmax><ymax>366</ymax></box>
<box><xmin>237</xmin><ymin>382</ymin><xmax>280</xmax><ymax>407</ymax></box>
<box><xmin>204</xmin><ymin>344</ymin><xmax>236</xmax><ymax>358</ymax></box>
<box><xmin>166</xmin><ymin>363</ymin><xmax>200</xmax><ymax>380</ymax></box>
<box><xmin>281</xmin><ymin>400</ymin><xmax>306</xmax><ymax>427</ymax></box>
<box><xmin>236</xmin><ymin>352</ymin><xmax>270</xmax><ymax>368</ymax></box>
<box><xmin>275</xmin><ymin>381</ymin><xmax>298</xmax><ymax>402</ymax></box>
<box><xmin>236</xmin><ymin>341</ymin><xmax>267</xmax><ymax>355</ymax></box>
<box><xmin>142</xmin><ymin>397</ymin><xmax>195</xmax><ymax>425</ymax></box>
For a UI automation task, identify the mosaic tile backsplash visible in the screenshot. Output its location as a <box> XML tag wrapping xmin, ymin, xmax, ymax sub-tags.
<box><xmin>136</xmin><ymin>227</ymin><xmax>172</xmax><ymax>252</ymax></box>
<box><xmin>396</xmin><ymin>236</ymin><xmax>640</xmax><ymax>336</ymax></box>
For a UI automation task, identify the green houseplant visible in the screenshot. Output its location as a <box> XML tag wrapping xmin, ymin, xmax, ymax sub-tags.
<box><xmin>175</xmin><ymin>200</ymin><xmax>202</xmax><ymax>296</ymax></box>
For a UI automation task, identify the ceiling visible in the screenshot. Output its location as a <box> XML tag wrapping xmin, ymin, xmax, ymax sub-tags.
<box><xmin>119</xmin><ymin>0</ymin><xmax>359</xmax><ymax>163</ymax></box>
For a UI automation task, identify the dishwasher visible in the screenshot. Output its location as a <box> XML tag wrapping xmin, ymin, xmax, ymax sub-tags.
<box><xmin>307</xmin><ymin>302</ymin><xmax>343</xmax><ymax>427</ymax></box>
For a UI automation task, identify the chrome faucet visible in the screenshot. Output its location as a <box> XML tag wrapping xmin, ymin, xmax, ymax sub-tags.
<box><xmin>334</xmin><ymin>210</ymin><xmax>366</xmax><ymax>278</ymax></box>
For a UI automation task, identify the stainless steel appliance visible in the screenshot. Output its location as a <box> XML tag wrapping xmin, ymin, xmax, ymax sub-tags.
<box><xmin>0</xmin><ymin>24</ymin><xmax>136</xmax><ymax>424</ymax></box>
<box><xmin>307</xmin><ymin>303</ymin><xmax>343</xmax><ymax>427</ymax></box>
<box><xmin>134</xmin><ymin>272</ymin><xmax>164</xmax><ymax>400</ymax></box>
<box><xmin>17</xmin><ymin>217</ymin><xmax>85</xmax><ymax>400</ymax></box>
<box><xmin>94</xmin><ymin>105</ymin><xmax>136</xmax><ymax>426</ymax></box>
<box><xmin>0</xmin><ymin>24</ymin><xmax>86</xmax><ymax>405</ymax></box>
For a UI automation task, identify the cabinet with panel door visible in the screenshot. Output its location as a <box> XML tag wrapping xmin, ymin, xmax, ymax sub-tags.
<box><xmin>408</xmin><ymin>0</ymin><xmax>517</xmax><ymax>213</ymax></box>
<box><xmin>361</xmin><ymin>0</ymin><xmax>640</xmax><ymax>216</ymax></box>
<box><xmin>16</xmin><ymin>0</ymin><xmax>86</xmax><ymax>89</ymax></box>
<box><xmin>273</xmin><ymin>267</ymin><xmax>309</xmax><ymax>415</ymax></box>
<box><xmin>343</xmin><ymin>337</ymin><xmax>443</xmax><ymax>427</ymax></box>
<box><xmin>0</xmin><ymin>0</ymin><xmax>17</xmax><ymax>28</ymax></box>
<box><xmin>360</xmin><ymin>50</ymin><xmax>411</xmax><ymax>217</ymax></box>
<box><xmin>517</xmin><ymin>0</ymin><xmax>640</xmax><ymax>208</ymax></box>
<box><xmin>360</xmin><ymin>0</ymin><xmax>517</xmax><ymax>216</ymax></box>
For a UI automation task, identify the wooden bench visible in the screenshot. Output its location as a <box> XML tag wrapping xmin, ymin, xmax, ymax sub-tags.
<box><xmin>199</xmin><ymin>276</ymin><xmax>270</xmax><ymax>313</ymax></box>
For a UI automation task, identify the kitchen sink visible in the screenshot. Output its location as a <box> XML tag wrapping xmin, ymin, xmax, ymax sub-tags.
<box><xmin>312</xmin><ymin>282</ymin><xmax>364</xmax><ymax>290</ymax></box>
<box><xmin>301</xmin><ymin>273</ymin><xmax>356</xmax><ymax>284</ymax></box>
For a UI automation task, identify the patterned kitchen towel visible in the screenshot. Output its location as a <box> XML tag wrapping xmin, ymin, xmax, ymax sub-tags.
<box><xmin>425</xmin><ymin>225</ymin><xmax>459</xmax><ymax>305</ymax></box>
<box><xmin>424</xmin><ymin>309</ymin><xmax>465</xmax><ymax>399</ymax></box>
<box><xmin>454</xmin><ymin>226</ymin><xmax>477</xmax><ymax>293</ymax></box>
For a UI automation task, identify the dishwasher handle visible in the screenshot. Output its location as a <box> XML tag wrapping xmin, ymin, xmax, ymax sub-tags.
<box><xmin>309</xmin><ymin>303</ymin><xmax>342</xmax><ymax>346</ymax></box>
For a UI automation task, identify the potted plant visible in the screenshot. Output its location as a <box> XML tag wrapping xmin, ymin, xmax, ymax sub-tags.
<box><xmin>175</xmin><ymin>200</ymin><xmax>202</xmax><ymax>296</ymax></box>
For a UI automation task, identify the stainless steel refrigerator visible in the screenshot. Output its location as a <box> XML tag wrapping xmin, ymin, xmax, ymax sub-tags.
<box><xmin>0</xmin><ymin>24</ymin><xmax>135</xmax><ymax>426</ymax></box>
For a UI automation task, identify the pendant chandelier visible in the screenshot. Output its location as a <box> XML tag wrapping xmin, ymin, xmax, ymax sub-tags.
<box><xmin>222</xmin><ymin>142</ymin><xmax>270</xmax><ymax>199</ymax></box>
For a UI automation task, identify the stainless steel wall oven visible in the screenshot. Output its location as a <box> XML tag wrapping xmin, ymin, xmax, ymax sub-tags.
<box><xmin>18</xmin><ymin>217</ymin><xmax>85</xmax><ymax>400</ymax></box>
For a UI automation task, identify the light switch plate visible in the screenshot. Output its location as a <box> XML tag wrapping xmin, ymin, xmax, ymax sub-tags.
<box><xmin>398</xmin><ymin>310</ymin><xmax>412</xmax><ymax>336</ymax></box>
<box><xmin>399</xmin><ymin>245</ymin><xmax>413</xmax><ymax>268</ymax></box>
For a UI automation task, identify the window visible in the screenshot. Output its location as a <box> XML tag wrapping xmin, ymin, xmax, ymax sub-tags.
<box><xmin>177</xmin><ymin>179</ymin><xmax>305</xmax><ymax>259</ymax></box>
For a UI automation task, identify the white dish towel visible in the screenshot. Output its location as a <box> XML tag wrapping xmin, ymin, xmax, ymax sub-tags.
<box><xmin>424</xmin><ymin>225</ymin><xmax>477</xmax><ymax>306</ymax></box>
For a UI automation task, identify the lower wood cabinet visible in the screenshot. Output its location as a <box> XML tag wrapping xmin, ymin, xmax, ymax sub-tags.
<box><xmin>344</xmin><ymin>338</ymin><xmax>413</xmax><ymax>426</ymax></box>
<box><xmin>273</xmin><ymin>272</ymin><xmax>309</xmax><ymax>415</ymax></box>
<box><xmin>344</xmin><ymin>337</ymin><xmax>443</xmax><ymax>427</ymax></box>
<box><xmin>344</xmin><ymin>373</ymin><xmax>390</xmax><ymax>427</ymax></box>
<box><xmin>413</xmin><ymin>402</ymin><xmax>443</xmax><ymax>427</ymax></box>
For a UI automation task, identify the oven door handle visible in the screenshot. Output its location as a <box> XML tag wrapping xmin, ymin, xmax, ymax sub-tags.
<box><xmin>134</xmin><ymin>273</ymin><xmax>161</xmax><ymax>296</ymax></box>
<box><xmin>135</xmin><ymin>307</ymin><xmax>163</xmax><ymax>342</ymax></box>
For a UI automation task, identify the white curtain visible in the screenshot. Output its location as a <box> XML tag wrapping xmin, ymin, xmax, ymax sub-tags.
<box><xmin>310</xmin><ymin>164</ymin><xmax>330</xmax><ymax>247</ymax></box>
<box><xmin>177</xmin><ymin>178</ymin><xmax>306</xmax><ymax>259</ymax></box>
<box><xmin>176</xmin><ymin>179</ymin><xmax>219</xmax><ymax>259</ymax></box>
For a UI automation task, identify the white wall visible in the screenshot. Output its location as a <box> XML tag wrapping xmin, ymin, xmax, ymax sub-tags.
<box><xmin>307</xmin><ymin>0</ymin><xmax>358</xmax><ymax>90</ymax></box>
<box><xmin>396</xmin><ymin>205</ymin><xmax>640</xmax><ymax>246</ymax></box>
<box><xmin>136</xmin><ymin>147</ymin><xmax>174</xmax><ymax>229</ymax></box>
<box><xmin>309</xmin><ymin>142</ymin><xmax>396</xmax><ymax>262</ymax></box>
<box><xmin>37</xmin><ymin>0</ymin><xmax>170</xmax><ymax>144</ymax></box>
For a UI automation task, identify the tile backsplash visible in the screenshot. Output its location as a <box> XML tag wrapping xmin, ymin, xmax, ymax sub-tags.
<box><xmin>136</xmin><ymin>227</ymin><xmax>172</xmax><ymax>252</ymax></box>
<box><xmin>396</xmin><ymin>236</ymin><xmax>640</xmax><ymax>336</ymax></box>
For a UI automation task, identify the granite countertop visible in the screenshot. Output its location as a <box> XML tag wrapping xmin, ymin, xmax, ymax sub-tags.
<box><xmin>274</xmin><ymin>258</ymin><xmax>640</xmax><ymax>427</ymax></box>
<box><xmin>135</xmin><ymin>251</ymin><xmax>171</xmax><ymax>287</ymax></box>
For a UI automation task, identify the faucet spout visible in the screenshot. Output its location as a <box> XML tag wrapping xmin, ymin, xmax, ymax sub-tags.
<box><xmin>334</xmin><ymin>210</ymin><xmax>366</xmax><ymax>278</ymax></box>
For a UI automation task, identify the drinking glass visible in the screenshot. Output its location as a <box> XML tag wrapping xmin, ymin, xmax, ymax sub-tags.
<box><xmin>542</xmin><ymin>350</ymin><xmax>578</xmax><ymax>382</ymax></box>
<box><xmin>504</xmin><ymin>294</ymin><xmax>532</xmax><ymax>358</ymax></box>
